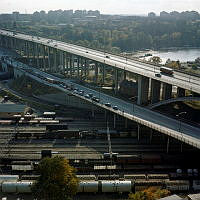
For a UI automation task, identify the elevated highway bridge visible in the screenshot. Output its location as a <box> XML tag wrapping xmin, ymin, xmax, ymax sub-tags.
<box><xmin>0</xmin><ymin>29</ymin><xmax>200</xmax><ymax>150</ymax></box>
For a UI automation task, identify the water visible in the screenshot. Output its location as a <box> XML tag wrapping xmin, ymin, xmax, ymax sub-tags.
<box><xmin>138</xmin><ymin>48</ymin><xmax>200</xmax><ymax>64</ymax></box>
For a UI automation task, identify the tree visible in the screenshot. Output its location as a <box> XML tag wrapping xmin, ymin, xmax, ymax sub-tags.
<box><xmin>148</xmin><ymin>56</ymin><xmax>162</xmax><ymax>64</ymax></box>
<box><xmin>128</xmin><ymin>187</ymin><xmax>170</xmax><ymax>200</ymax></box>
<box><xmin>32</xmin><ymin>156</ymin><xmax>79</xmax><ymax>200</ymax></box>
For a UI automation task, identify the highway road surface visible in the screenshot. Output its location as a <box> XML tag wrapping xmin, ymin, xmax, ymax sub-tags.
<box><xmin>1</xmin><ymin>29</ymin><xmax>200</xmax><ymax>94</ymax></box>
<box><xmin>2</xmin><ymin>56</ymin><xmax>200</xmax><ymax>149</ymax></box>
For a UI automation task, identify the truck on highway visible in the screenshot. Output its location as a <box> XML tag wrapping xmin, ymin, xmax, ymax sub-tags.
<box><xmin>160</xmin><ymin>67</ymin><xmax>174</xmax><ymax>75</ymax></box>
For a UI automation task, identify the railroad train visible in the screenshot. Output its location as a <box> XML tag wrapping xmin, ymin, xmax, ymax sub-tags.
<box><xmin>0</xmin><ymin>178</ymin><xmax>199</xmax><ymax>194</ymax></box>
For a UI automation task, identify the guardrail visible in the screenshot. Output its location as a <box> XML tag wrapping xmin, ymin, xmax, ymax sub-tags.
<box><xmin>1</xmin><ymin>27</ymin><xmax>200</xmax><ymax>79</ymax></box>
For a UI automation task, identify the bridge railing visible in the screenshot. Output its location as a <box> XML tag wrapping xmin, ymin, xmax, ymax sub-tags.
<box><xmin>2</xmin><ymin>27</ymin><xmax>200</xmax><ymax>79</ymax></box>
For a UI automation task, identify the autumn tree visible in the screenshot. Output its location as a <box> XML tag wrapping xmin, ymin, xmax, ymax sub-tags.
<box><xmin>148</xmin><ymin>56</ymin><xmax>162</xmax><ymax>64</ymax></box>
<box><xmin>128</xmin><ymin>187</ymin><xmax>170</xmax><ymax>200</ymax></box>
<box><xmin>32</xmin><ymin>156</ymin><xmax>79</xmax><ymax>200</ymax></box>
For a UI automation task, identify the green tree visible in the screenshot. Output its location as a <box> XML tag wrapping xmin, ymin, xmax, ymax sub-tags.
<box><xmin>32</xmin><ymin>156</ymin><xmax>79</xmax><ymax>200</ymax></box>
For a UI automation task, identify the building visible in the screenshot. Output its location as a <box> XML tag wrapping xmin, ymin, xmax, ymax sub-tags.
<box><xmin>0</xmin><ymin>104</ymin><xmax>27</xmax><ymax>119</ymax></box>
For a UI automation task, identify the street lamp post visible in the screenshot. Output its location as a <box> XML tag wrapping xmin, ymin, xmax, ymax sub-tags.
<box><xmin>176</xmin><ymin>111</ymin><xmax>187</xmax><ymax>132</ymax></box>
<box><xmin>129</xmin><ymin>96</ymin><xmax>138</xmax><ymax>113</ymax></box>
<box><xmin>176</xmin><ymin>111</ymin><xmax>187</xmax><ymax>152</ymax></box>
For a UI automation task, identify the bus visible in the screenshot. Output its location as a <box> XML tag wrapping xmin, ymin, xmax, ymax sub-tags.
<box><xmin>160</xmin><ymin>67</ymin><xmax>174</xmax><ymax>75</ymax></box>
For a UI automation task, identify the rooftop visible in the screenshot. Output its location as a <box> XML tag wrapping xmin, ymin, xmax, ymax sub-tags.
<box><xmin>0</xmin><ymin>104</ymin><xmax>27</xmax><ymax>113</ymax></box>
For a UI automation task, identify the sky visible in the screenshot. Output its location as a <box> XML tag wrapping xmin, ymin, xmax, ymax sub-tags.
<box><xmin>0</xmin><ymin>0</ymin><xmax>200</xmax><ymax>15</ymax></box>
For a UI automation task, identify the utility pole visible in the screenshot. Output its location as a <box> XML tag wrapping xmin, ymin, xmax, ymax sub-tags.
<box><xmin>106</xmin><ymin>121</ymin><xmax>113</xmax><ymax>177</ymax></box>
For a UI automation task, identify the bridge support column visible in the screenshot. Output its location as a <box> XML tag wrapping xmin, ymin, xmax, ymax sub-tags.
<box><xmin>26</xmin><ymin>41</ymin><xmax>30</xmax><ymax>59</ymax></box>
<box><xmin>84</xmin><ymin>59</ymin><xmax>89</xmax><ymax>79</ymax></box>
<box><xmin>91</xmin><ymin>105</ymin><xmax>95</xmax><ymax>118</ymax></box>
<box><xmin>137</xmin><ymin>75</ymin><xmax>149</xmax><ymax>105</ymax></box>
<box><xmin>113</xmin><ymin>114</ymin><xmax>116</xmax><ymax>129</ymax></box>
<box><xmin>150</xmin><ymin>129</ymin><xmax>153</xmax><ymax>144</ymax></box>
<box><xmin>102</xmin><ymin>64</ymin><xmax>105</xmax><ymax>85</ymax></box>
<box><xmin>177</xmin><ymin>87</ymin><xmax>185</xmax><ymax>97</ymax></box>
<box><xmin>36</xmin><ymin>44</ymin><xmax>40</xmax><ymax>68</ymax></box>
<box><xmin>123</xmin><ymin>67</ymin><xmax>126</xmax><ymax>80</ymax></box>
<box><xmin>59</xmin><ymin>50</ymin><xmax>62</xmax><ymax>73</ymax></box>
<box><xmin>125</xmin><ymin>118</ymin><xmax>128</xmax><ymax>129</ymax></box>
<box><xmin>65</xmin><ymin>52</ymin><xmax>69</xmax><ymax>76</ymax></box>
<box><xmin>151</xmin><ymin>79</ymin><xmax>161</xmax><ymax>104</ymax></box>
<box><xmin>114</xmin><ymin>68</ymin><xmax>119</xmax><ymax>94</ymax></box>
<box><xmin>166</xmin><ymin>136</ymin><xmax>170</xmax><ymax>153</ymax></box>
<box><xmin>80</xmin><ymin>57</ymin><xmax>84</xmax><ymax>79</ymax></box>
<box><xmin>137</xmin><ymin>124</ymin><xmax>140</xmax><ymax>141</ymax></box>
<box><xmin>62</xmin><ymin>52</ymin><xmax>66</xmax><ymax>75</ymax></box>
<box><xmin>77</xmin><ymin>57</ymin><xmax>80</xmax><ymax>79</ymax></box>
<box><xmin>47</xmin><ymin>47</ymin><xmax>51</xmax><ymax>72</ymax></box>
<box><xmin>43</xmin><ymin>46</ymin><xmax>46</xmax><ymax>72</ymax></box>
<box><xmin>53</xmin><ymin>49</ymin><xmax>57</xmax><ymax>73</ymax></box>
<box><xmin>94</xmin><ymin>62</ymin><xmax>98</xmax><ymax>84</ymax></box>
<box><xmin>69</xmin><ymin>54</ymin><xmax>73</xmax><ymax>77</ymax></box>
<box><xmin>162</xmin><ymin>83</ymin><xmax>172</xmax><ymax>100</ymax></box>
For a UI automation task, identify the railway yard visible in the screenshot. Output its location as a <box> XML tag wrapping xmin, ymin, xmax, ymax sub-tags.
<box><xmin>0</xmin><ymin>91</ymin><xmax>200</xmax><ymax>199</ymax></box>
<box><xmin>0</xmin><ymin>113</ymin><xmax>199</xmax><ymax>174</ymax></box>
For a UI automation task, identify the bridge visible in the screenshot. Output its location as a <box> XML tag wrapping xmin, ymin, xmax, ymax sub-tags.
<box><xmin>0</xmin><ymin>29</ymin><xmax>200</xmax><ymax>150</ymax></box>
<box><xmin>148</xmin><ymin>96</ymin><xmax>200</xmax><ymax>109</ymax></box>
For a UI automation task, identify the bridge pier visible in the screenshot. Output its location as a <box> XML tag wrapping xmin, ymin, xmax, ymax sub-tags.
<box><xmin>47</xmin><ymin>47</ymin><xmax>51</xmax><ymax>72</ymax></box>
<box><xmin>43</xmin><ymin>46</ymin><xmax>46</xmax><ymax>72</ymax></box>
<box><xmin>94</xmin><ymin>62</ymin><xmax>98</xmax><ymax>84</ymax></box>
<box><xmin>137</xmin><ymin>75</ymin><xmax>149</xmax><ymax>105</ymax></box>
<box><xmin>77</xmin><ymin>56</ymin><xmax>80</xmax><ymax>79</ymax></box>
<box><xmin>177</xmin><ymin>87</ymin><xmax>185</xmax><ymax>97</ymax></box>
<box><xmin>150</xmin><ymin>129</ymin><xmax>153</xmax><ymax>144</ymax></box>
<box><xmin>166</xmin><ymin>136</ymin><xmax>170</xmax><ymax>153</ymax></box>
<box><xmin>114</xmin><ymin>68</ymin><xmax>119</xmax><ymax>94</ymax></box>
<box><xmin>100</xmin><ymin>63</ymin><xmax>105</xmax><ymax>85</ymax></box>
<box><xmin>162</xmin><ymin>83</ymin><xmax>172</xmax><ymax>100</ymax></box>
<box><xmin>36</xmin><ymin>44</ymin><xmax>40</xmax><ymax>68</ymax></box>
<box><xmin>137</xmin><ymin>124</ymin><xmax>140</xmax><ymax>141</ymax></box>
<box><xmin>125</xmin><ymin>118</ymin><xmax>128</xmax><ymax>129</ymax></box>
<box><xmin>151</xmin><ymin>79</ymin><xmax>161</xmax><ymax>104</ymax></box>
<box><xmin>113</xmin><ymin>113</ymin><xmax>116</xmax><ymax>128</ymax></box>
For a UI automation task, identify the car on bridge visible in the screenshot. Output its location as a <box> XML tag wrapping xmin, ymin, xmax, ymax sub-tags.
<box><xmin>113</xmin><ymin>106</ymin><xmax>118</xmax><ymax>110</ymax></box>
<box><xmin>85</xmin><ymin>94</ymin><xmax>90</xmax><ymax>99</ymax></box>
<box><xmin>155</xmin><ymin>73</ymin><xmax>161</xmax><ymax>77</ymax></box>
<box><xmin>88</xmin><ymin>93</ymin><xmax>93</xmax><ymax>98</ymax></box>
<box><xmin>79</xmin><ymin>90</ymin><xmax>84</xmax><ymax>96</ymax></box>
<box><xmin>160</xmin><ymin>67</ymin><xmax>173</xmax><ymax>76</ymax></box>
<box><xmin>92</xmin><ymin>96</ymin><xmax>100</xmax><ymax>103</ymax></box>
<box><xmin>105</xmin><ymin>103</ymin><xmax>111</xmax><ymax>107</ymax></box>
